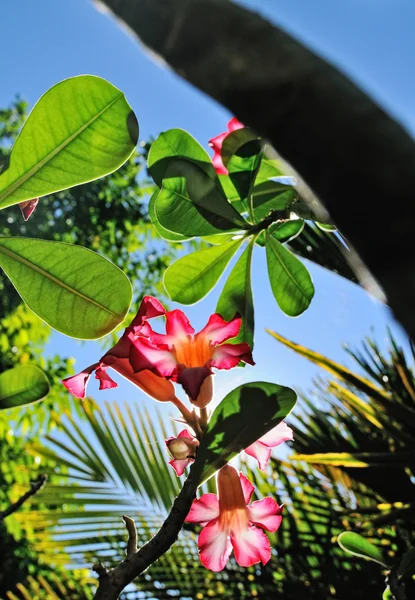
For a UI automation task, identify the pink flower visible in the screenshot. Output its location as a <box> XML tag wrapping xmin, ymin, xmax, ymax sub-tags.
<box><xmin>209</xmin><ymin>117</ymin><xmax>244</xmax><ymax>175</ymax></box>
<box><xmin>165</xmin><ymin>429</ymin><xmax>199</xmax><ymax>476</ymax></box>
<box><xmin>185</xmin><ymin>464</ymin><xmax>283</xmax><ymax>572</ymax></box>
<box><xmin>62</xmin><ymin>296</ymin><xmax>175</xmax><ymax>403</ymax></box>
<box><xmin>129</xmin><ymin>307</ymin><xmax>254</xmax><ymax>407</ymax></box>
<box><xmin>244</xmin><ymin>421</ymin><xmax>294</xmax><ymax>470</ymax></box>
<box><xmin>19</xmin><ymin>198</ymin><xmax>39</xmax><ymax>221</ymax></box>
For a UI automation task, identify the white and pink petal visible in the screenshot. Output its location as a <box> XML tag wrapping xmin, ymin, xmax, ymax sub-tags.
<box><xmin>198</xmin><ymin>518</ymin><xmax>232</xmax><ymax>572</ymax></box>
<box><xmin>231</xmin><ymin>525</ymin><xmax>271</xmax><ymax>568</ymax></box>
<box><xmin>198</xmin><ymin>313</ymin><xmax>242</xmax><ymax>346</ymax></box>
<box><xmin>244</xmin><ymin>441</ymin><xmax>272</xmax><ymax>471</ymax></box>
<box><xmin>239</xmin><ymin>472</ymin><xmax>255</xmax><ymax>504</ymax></box>
<box><xmin>259</xmin><ymin>421</ymin><xmax>294</xmax><ymax>448</ymax></box>
<box><xmin>185</xmin><ymin>494</ymin><xmax>220</xmax><ymax>525</ymax></box>
<box><xmin>211</xmin><ymin>342</ymin><xmax>254</xmax><ymax>370</ymax></box>
<box><xmin>62</xmin><ymin>363</ymin><xmax>99</xmax><ymax>399</ymax></box>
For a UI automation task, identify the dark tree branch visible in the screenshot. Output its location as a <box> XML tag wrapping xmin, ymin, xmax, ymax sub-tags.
<box><xmin>93</xmin><ymin>473</ymin><xmax>195</xmax><ymax>600</ymax></box>
<box><xmin>0</xmin><ymin>474</ymin><xmax>47</xmax><ymax>520</ymax></box>
<box><xmin>96</xmin><ymin>0</ymin><xmax>415</xmax><ymax>338</ymax></box>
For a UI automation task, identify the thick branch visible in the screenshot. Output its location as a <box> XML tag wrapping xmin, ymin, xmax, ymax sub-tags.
<box><xmin>93</xmin><ymin>473</ymin><xmax>195</xmax><ymax>600</ymax></box>
<box><xmin>0</xmin><ymin>474</ymin><xmax>47</xmax><ymax>520</ymax></box>
<box><xmin>97</xmin><ymin>0</ymin><xmax>415</xmax><ymax>338</ymax></box>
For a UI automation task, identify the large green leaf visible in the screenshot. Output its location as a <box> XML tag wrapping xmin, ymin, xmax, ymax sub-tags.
<box><xmin>252</xmin><ymin>180</ymin><xmax>297</xmax><ymax>222</ymax></box>
<box><xmin>148</xmin><ymin>128</ymin><xmax>217</xmax><ymax>186</ymax></box>
<box><xmin>148</xmin><ymin>189</ymin><xmax>191</xmax><ymax>242</ymax></box>
<box><xmin>216</xmin><ymin>239</ymin><xmax>254</xmax><ymax>347</ymax></box>
<box><xmin>0</xmin><ymin>75</ymin><xmax>138</xmax><ymax>209</ymax></box>
<box><xmin>265</xmin><ymin>232</ymin><xmax>314</xmax><ymax>316</ymax></box>
<box><xmin>164</xmin><ymin>239</ymin><xmax>243</xmax><ymax>304</ymax></box>
<box><xmin>0</xmin><ymin>237</ymin><xmax>132</xmax><ymax>339</ymax></box>
<box><xmin>337</xmin><ymin>532</ymin><xmax>388</xmax><ymax>567</ymax></box>
<box><xmin>191</xmin><ymin>381</ymin><xmax>297</xmax><ymax>488</ymax></box>
<box><xmin>0</xmin><ymin>365</ymin><xmax>50</xmax><ymax>409</ymax></box>
<box><xmin>155</xmin><ymin>160</ymin><xmax>247</xmax><ymax>236</ymax></box>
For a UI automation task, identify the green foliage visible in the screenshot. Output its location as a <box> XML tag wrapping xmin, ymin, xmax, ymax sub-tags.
<box><xmin>0</xmin><ymin>76</ymin><xmax>137</xmax><ymax>209</ymax></box>
<box><xmin>337</xmin><ymin>532</ymin><xmax>388</xmax><ymax>567</ymax></box>
<box><xmin>192</xmin><ymin>381</ymin><xmax>297</xmax><ymax>487</ymax></box>
<box><xmin>0</xmin><ymin>237</ymin><xmax>132</xmax><ymax>339</ymax></box>
<box><xmin>0</xmin><ymin>365</ymin><xmax>50</xmax><ymax>409</ymax></box>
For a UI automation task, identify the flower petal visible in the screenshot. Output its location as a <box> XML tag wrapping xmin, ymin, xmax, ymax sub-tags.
<box><xmin>227</xmin><ymin>117</ymin><xmax>244</xmax><ymax>133</ymax></box>
<box><xmin>208</xmin><ymin>131</ymin><xmax>228</xmax><ymax>153</ymax></box>
<box><xmin>198</xmin><ymin>518</ymin><xmax>232</xmax><ymax>572</ymax></box>
<box><xmin>62</xmin><ymin>363</ymin><xmax>99</xmax><ymax>399</ymax></box>
<box><xmin>178</xmin><ymin>428</ymin><xmax>195</xmax><ymax>440</ymax></box>
<box><xmin>259</xmin><ymin>421</ymin><xmax>294</xmax><ymax>447</ymax></box>
<box><xmin>130</xmin><ymin>338</ymin><xmax>177</xmax><ymax>378</ymax></box>
<box><xmin>168</xmin><ymin>457</ymin><xmax>193</xmax><ymax>476</ymax></box>
<box><xmin>239</xmin><ymin>472</ymin><xmax>255</xmax><ymax>504</ymax></box>
<box><xmin>95</xmin><ymin>367</ymin><xmax>118</xmax><ymax>391</ymax></box>
<box><xmin>185</xmin><ymin>493</ymin><xmax>220</xmax><ymax>524</ymax></box>
<box><xmin>198</xmin><ymin>313</ymin><xmax>242</xmax><ymax>345</ymax></box>
<box><xmin>231</xmin><ymin>525</ymin><xmax>271</xmax><ymax>567</ymax></box>
<box><xmin>248</xmin><ymin>498</ymin><xmax>283</xmax><ymax>532</ymax></box>
<box><xmin>129</xmin><ymin>296</ymin><xmax>165</xmax><ymax>332</ymax></box>
<box><xmin>19</xmin><ymin>198</ymin><xmax>39</xmax><ymax>221</ymax></box>
<box><xmin>177</xmin><ymin>366</ymin><xmax>212</xmax><ymax>401</ymax></box>
<box><xmin>166</xmin><ymin>309</ymin><xmax>195</xmax><ymax>338</ymax></box>
<box><xmin>244</xmin><ymin>441</ymin><xmax>272</xmax><ymax>471</ymax></box>
<box><xmin>210</xmin><ymin>342</ymin><xmax>254</xmax><ymax>370</ymax></box>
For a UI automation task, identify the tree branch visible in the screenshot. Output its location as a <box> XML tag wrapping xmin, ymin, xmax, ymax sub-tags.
<box><xmin>0</xmin><ymin>474</ymin><xmax>47</xmax><ymax>520</ymax></box>
<box><xmin>93</xmin><ymin>472</ymin><xmax>196</xmax><ymax>600</ymax></box>
<box><xmin>96</xmin><ymin>0</ymin><xmax>415</xmax><ymax>339</ymax></box>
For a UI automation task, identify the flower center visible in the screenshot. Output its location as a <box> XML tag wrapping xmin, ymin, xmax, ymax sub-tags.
<box><xmin>217</xmin><ymin>465</ymin><xmax>249</xmax><ymax>534</ymax></box>
<box><xmin>173</xmin><ymin>335</ymin><xmax>213</xmax><ymax>367</ymax></box>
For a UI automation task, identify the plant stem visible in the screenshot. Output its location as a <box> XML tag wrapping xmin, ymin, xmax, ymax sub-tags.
<box><xmin>0</xmin><ymin>474</ymin><xmax>47</xmax><ymax>521</ymax></box>
<box><xmin>93</xmin><ymin>470</ymin><xmax>196</xmax><ymax>600</ymax></box>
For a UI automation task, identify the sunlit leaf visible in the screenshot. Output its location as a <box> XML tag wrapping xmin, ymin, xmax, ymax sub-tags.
<box><xmin>265</xmin><ymin>232</ymin><xmax>314</xmax><ymax>316</ymax></box>
<box><xmin>164</xmin><ymin>239</ymin><xmax>243</xmax><ymax>304</ymax></box>
<box><xmin>0</xmin><ymin>364</ymin><xmax>50</xmax><ymax>409</ymax></box>
<box><xmin>337</xmin><ymin>532</ymin><xmax>388</xmax><ymax>567</ymax></box>
<box><xmin>192</xmin><ymin>381</ymin><xmax>297</xmax><ymax>487</ymax></box>
<box><xmin>148</xmin><ymin>189</ymin><xmax>191</xmax><ymax>242</ymax></box>
<box><xmin>0</xmin><ymin>237</ymin><xmax>132</xmax><ymax>339</ymax></box>
<box><xmin>216</xmin><ymin>239</ymin><xmax>254</xmax><ymax>347</ymax></box>
<box><xmin>0</xmin><ymin>75</ymin><xmax>138</xmax><ymax>209</ymax></box>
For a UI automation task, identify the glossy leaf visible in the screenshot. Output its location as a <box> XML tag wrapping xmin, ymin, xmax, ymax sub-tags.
<box><xmin>155</xmin><ymin>160</ymin><xmax>247</xmax><ymax>236</ymax></box>
<box><xmin>337</xmin><ymin>532</ymin><xmax>388</xmax><ymax>567</ymax></box>
<box><xmin>0</xmin><ymin>75</ymin><xmax>138</xmax><ymax>209</ymax></box>
<box><xmin>0</xmin><ymin>365</ymin><xmax>50</xmax><ymax>409</ymax></box>
<box><xmin>252</xmin><ymin>180</ymin><xmax>297</xmax><ymax>222</ymax></box>
<box><xmin>148</xmin><ymin>128</ymin><xmax>217</xmax><ymax>186</ymax></box>
<box><xmin>316</xmin><ymin>221</ymin><xmax>337</xmax><ymax>232</ymax></box>
<box><xmin>191</xmin><ymin>381</ymin><xmax>297</xmax><ymax>488</ymax></box>
<box><xmin>265</xmin><ymin>232</ymin><xmax>314</xmax><ymax>316</ymax></box>
<box><xmin>164</xmin><ymin>238</ymin><xmax>243</xmax><ymax>304</ymax></box>
<box><xmin>148</xmin><ymin>189</ymin><xmax>191</xmax><ymax>242</ymax></box>
<box><xmin>271</xmin><ymin>219</ymin><xmax>305</xmax><ymax>243</ymax></box>
<box><xmin>0</xmin><ymin>237</ymin><xmax>132</xmax><ymax>339</ymax></box>
<box><xmin>221</xmin><ymin>128</ymin><xmax>263</xmax><ymax>213</ymax></box>
<box><xmin>216</xmin><ymin>240</ymin><xmax>254</xmax><ymax>347</ymax></box>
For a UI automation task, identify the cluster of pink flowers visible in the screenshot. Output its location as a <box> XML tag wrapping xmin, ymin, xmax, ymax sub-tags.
<box><xmin>63</xmin><ymin>117</ymin><xmax>292</xmax><ymax>573</ymax></box>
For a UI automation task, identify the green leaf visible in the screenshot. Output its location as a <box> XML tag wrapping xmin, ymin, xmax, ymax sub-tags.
<box><xmin>316</xmin><ymin>221</ymin><xmax>337</xmax><ymax>232</ymax></box>
<box><xmin>0</xmin><ymin>75</ymin><xmax>138</xmax><ymax>209</ymax></box>
<box><xmin>265</xmin><ymin>232</ymin><xmax>314</xmax><ymax>316</ymax></box>
<box><xmin>397</xmin><ymin>548</ymin><xmax>415</xmax><ymax>580</ymax></box>
<box><xmin>0</xmin><ymin>237</ymin><xmax>132</xmax><ymax>339</ymax></box>
<box><xmin>221</xmin><ymin>128</ymin><xmax>263</xmax><ymax>217</ymax></box>
<box><xmin>148</xmin><ymin>128</ymin><xmax>217</xmax><ymax>187</ymax></box>
<box><xmin>382</xmin><ymin>588</ymin><xmax>393</xmax><ymax>600</ymax></box>
<box><xmin>252</xmin><ymin>180</ymin><xmax>297</xmax><ymax>222</ymax></box>
<box><xmin>155</xmin><ymin>160</ymin><xmax>247</xmax><ymax>236</ymax></box>
<box><xmin>192</xmin><ymin>381</ymin><xmax>296</xmax><ymax>487</ymax></box>
<box><xmin>271</xmin><ymin>219</ymin><xmax>305</xmax><ymax>243</ymax></box>
<box><xmin>0</xmin><ymin>365</ymin><xmax>50</xmax><ymax>409</ymax></box>
<box><xmin>292</xmin><ymin>451</ymin><xmax>415</xmax><ymax>468</ymax></box>
<box><xmin>216</xmin><ymin>240</ymin><xmax>254</xmax><ymax>347</ymax></box>
<box><xmin>164</xmin><ymin>239</ymin><xmax>243</xmax><ymax>304</ymax></box>
<box><xmin>148</xmin><ymin>189</ymin><xmax>191</xmax><ymax>242</ymax></box>
<box><xmin>337</xmin><ymin>532</ymin><xmax>388</xmax><ymax>567</ymax></box>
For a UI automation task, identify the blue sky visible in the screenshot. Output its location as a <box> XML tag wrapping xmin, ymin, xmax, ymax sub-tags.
<box><xmin>1</xmin><ymin>0</ymin><xmax>414</xmax><ymax>415</ymax></box>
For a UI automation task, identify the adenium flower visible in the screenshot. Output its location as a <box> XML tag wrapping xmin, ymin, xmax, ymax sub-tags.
<box><xmin>129</xmin><ymin>308</ymin><xmax>254</xmax><ymax>407</ymax></box>
<box><xmin>185</xmin><ymin>464</ymin><xmax>283</xmax><ymax>572</ymax></box>
<box><xmin>244</xmin><ymin>421</ymin><xmax>294</xmax><ymax>470</ymax></box>
<box><xmin>62</xmin><ymin>296</ymin><xmax>175</xmax><ymax>403</ymax></box>
<box><xmin>165</xmin><ymin>429</ymin><xmax>199</xmax><ymax>476</ymax></box>
<box><xmin>209</xmin><ymin>117</ymin><xmax>244</xmax><ymax>175</ymax></box>
<box><xmin>19</xmin><ymin>198</ymin><xmax>39</xmax><ymax>221</ymax></box>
